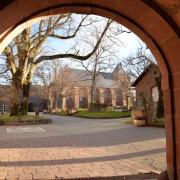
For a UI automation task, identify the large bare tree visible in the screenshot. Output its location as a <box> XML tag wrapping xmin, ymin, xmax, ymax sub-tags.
<box><xmin>1</xmin><ymin>14</ymin><xmax>111</xmax><ymax>115</ymax></box>
<box><xmin>78</xmin><ymin>21</ymin><xmax>130</xmax><ymax>103</ymax></box>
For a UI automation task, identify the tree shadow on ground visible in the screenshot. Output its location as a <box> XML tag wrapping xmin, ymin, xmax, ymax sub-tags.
<box><xmin>0</xmin><ymin>147</ymin><xmax>165</xmax><ymax>167</ymax></box>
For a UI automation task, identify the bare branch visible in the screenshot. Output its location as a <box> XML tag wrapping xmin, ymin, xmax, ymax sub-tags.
<box><xmin>34</xmin><ymin>20</ymin><xmax>112</xmax><ymax>64</ymax></box>
<box><xmin>47</xmin><ymin>15</ymin><xmax>88</xmax><ymax>40</ymax></box>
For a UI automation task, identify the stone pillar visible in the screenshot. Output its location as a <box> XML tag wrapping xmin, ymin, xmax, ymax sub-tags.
<box><xmin>122</xmin><ymin>91</ymin><xmax>127</xmax><ymax>107</ymax></box>
<box><xmin>164</xmin><ymin>73</ymin><xmax>180</xmax><ymax>180</ymax></box>
<box><xmin>74</xmin><ymin>87</ymin><xmax>80</xmax><ymax>110</ymax></box>
<box><xmin>99</xmin><ymin>88</ymin><xmax>104</xmax><ymax>104</ymax></box>
<box><xmin>62</xmin><ymin>96</ymin><xmax>66</xmax><ymax>111</ymax></box>
<box><xmin>110</xmin><ymin>89</ymin><xmax>116</xmax><ymax>107</ymax></box>
<box><xmin>127</xmin><ymin>96</ymin><xmax>133</xmax><ymax>110</ymax></box>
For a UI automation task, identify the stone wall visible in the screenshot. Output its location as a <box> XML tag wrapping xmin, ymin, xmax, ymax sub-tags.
<box><xmin>136</xmin><ymin>66</ymin><xmax>160</xmax><ymax>100</ymax></box>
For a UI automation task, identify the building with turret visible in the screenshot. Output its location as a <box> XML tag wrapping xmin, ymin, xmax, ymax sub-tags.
<box><xmin>0</xmin><ymin>63</ymin><xmax>132</xmax><ymax>112</ymax></box>
<box><xmin>58</xmin><ymin>63</ymin><xmax>132</xmax><ymax>111</ymax></box>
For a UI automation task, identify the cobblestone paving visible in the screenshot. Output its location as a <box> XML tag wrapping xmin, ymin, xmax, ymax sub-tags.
<box><xmin>0</xmin><ymin>115</ymin><xmax>166</xmax><ymax>179</ymax></box>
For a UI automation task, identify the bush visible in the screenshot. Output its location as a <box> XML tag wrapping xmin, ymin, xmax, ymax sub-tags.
<box><xmin>132</xmin><ymin>110</ymin><xmax>147</xmax><ymax>120</ymax></box>
<box><xmin>105</xmin><ymin>105</ymin><xmax>113</xmax><ymax>111</ymax></box>
<box><xmin>89</xmin><ymin>103</ymin><xmax>108</xmax><ymax>112</ymax></box>
<box><xmin>155</xmin><ymin>77</ymin><xmax>164</xmax><ymax>118</ymax></box>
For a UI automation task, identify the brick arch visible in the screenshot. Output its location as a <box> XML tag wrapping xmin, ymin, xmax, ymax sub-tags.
<box><xmin>0</xmin><ymin>1</ymin><xmax>179</xmax><ymax>179</ymax></box>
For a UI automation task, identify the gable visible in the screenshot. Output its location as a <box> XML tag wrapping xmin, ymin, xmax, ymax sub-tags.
<box><xmin>131</xmin><ymin>63</ymin><xmax>159</xmax><ymax>87</ymax></box>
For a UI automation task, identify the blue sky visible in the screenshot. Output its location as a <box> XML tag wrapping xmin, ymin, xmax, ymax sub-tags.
<box><xmin>40</xmin><ymin>14</ymin><xmax>150</xmax><ymax>72</ymax></box>
<box><xmin>0</xmin><ymin>14</ymin><xmax>154</xmax><ymax>84</ymax></box>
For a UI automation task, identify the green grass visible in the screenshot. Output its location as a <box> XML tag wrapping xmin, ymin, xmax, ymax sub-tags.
<box><xmin>50</xmin><ymin>111</ymin><xmax>68</xmax><ymax>116</ymax></box>
<box><xmin>0</xmin><ymin>113</ymin><xmax>49</xmax><ymax>122</ymax></box>
<box><xmin>125</xmin><ymin>118</ymin><xmax>164</xmax><ymax>128</ymax></box>
<box><xmin>73</xmin><ymin>110</ymin><xmax>131</xmax><ymax>119</ymax></box>
<box><xmin>152</xmin><ymin>118</ymin><xmax>164</xmax><ymax>127</ymax></box>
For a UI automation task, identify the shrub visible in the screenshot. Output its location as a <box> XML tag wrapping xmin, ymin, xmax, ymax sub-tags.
<box><xmin>105</xmin><ymin>105</ymin><xmax>113</xmax><ymax>111</ymax></box>
<box><xmin>89</xmin><ymin>103</ymin><xmax>108</xmax><ymax>112</ymax></box>
<box><xmin>132</xmin><ymin>110</ymin><xmax>146</xmax><ymax>120</ymax></box>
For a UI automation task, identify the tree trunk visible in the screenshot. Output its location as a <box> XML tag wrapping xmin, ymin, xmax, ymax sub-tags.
<box><xmin>54</xmin><ymin>92</ymin><xmax>58</xmax><ymax>112</ymax></box>
<box><xmin>10</xmin><ymin>73</ymin><xmax>30</xmax><ymax>116</ymax></box>
<box><xmin>91</xmin><ymin>79</ymin><xmax>96</xmax><ymax>103</ymax></box>
<box><xmin>20</xmin><ymin>83</ymin><xmax>30</xmax><ymax>115</ymax></box>
<box><xmin>48</xmin><ymin>95</ymin><xmax>53</xmax><ymax>113</ymax></box>
<box><xmin>47</xmin><ymin>86</ymin><xmax>53</xmax><ymax>113</ymax></box>
<box><xmin>59</xmin><ymin>94</ymin><xmax>63</xmax><ymax>110</ymax></box>
<box><xmin>10</xmin><ymin>103</ymin><xmax>20</xmax><ymax>116</ymax></box>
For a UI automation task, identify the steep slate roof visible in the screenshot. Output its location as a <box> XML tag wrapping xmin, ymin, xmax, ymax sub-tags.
<box><xmin>67</xmin><ymin>68</ymin><xmax>119</xmax><ymax>88</ymax></box>
<box><xmin>99</xmin><ymin>72</ymin><xmax>113</xmax><ymax>80</ymax></box>
<box><xmin>131</xmin><ymin>63</ymin><xmax>158</xmax><ymax>87</ymax></box>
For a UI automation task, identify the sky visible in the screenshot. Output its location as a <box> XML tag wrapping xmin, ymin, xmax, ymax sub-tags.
<box><xmin>46</xmin><ymin>28</ymin><xmax>141</xmax><ymax>59</ymax></box>
<box><xmin>0</xmin><ymin>14</ymin><xmax>155</xmax><ymax>84</ymax></box>
<box><xmin>40</xmin><ymin>14</ymin><xmax>152</xmax><ymax>71</ymax></box>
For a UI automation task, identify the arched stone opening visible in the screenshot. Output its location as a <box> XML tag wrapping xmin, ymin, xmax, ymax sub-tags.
<box><xmin>0</xmin><ymin>1</ymin><xmax>179</xmax><ymax>179</ymax></box>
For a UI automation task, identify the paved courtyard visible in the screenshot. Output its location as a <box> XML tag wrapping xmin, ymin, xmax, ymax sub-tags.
<box><xmin>0</xmin><ymin>115</ymin><xmax>166</xmax><ymax>179</ymax></box>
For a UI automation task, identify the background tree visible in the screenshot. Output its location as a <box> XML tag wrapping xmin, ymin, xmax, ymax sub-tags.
<box><xmin>122</xmin><ymin>44</ymin><xmax>155</xmax><ymax>80</ymax></box>
<box><xmin>34</xmin><ymin>60</ymin><xmax>73</xmax><ymax>112</ymax></box>
<box><xmin>77</xmin><ymin>21</ymin><xmax>130</xmax><ymax>104</ymax></box>
<box><xmin>0</xmin><ymin>14</ymin><xmax>111</xmax><ymax>115</ymax></box>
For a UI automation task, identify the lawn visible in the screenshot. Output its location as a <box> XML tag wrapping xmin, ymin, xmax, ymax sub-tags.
<box><xmin>0</xmin><ymin>113</ymin><xmax>51</xmax><ymax>125</ymax></box>
<box><xmin>125</xmin><ymin>118</ymin><xmax>164</xmax><ymax>128</ymax></box>
<box><xmin>50</xmin><ymin>111</ymin><xmax>68</xmax><ymax>116</ymax></box>
<box><xmin>73</xmin><ymin>110</ymin><xmax>131</xmax><ymax>119</ymax></box>
<box><xmin>151</xmin><ymin>118</ymin><xmax>164</xmax><ymax>127</ymax></box>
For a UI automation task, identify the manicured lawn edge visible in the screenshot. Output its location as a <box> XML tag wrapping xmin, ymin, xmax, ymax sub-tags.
<box><xmin>49</xmin><ymin>111</ymin><xmax>131</xmax><ymax>119</ymax></box>
<box><xmin>0</xmin><ymin>114</ymin><xmax>52</xmax><ymax>126</ymax></box>
<box><xmin>125</xmin><ymin>118</ymin><xmax>164</xmax><ymax>128</ymax></box>
<box><xmin>49</xmin><ymin>111</ymin><xmax>69</xmax><ymax>116</ymax></box>
<box><xmin>150</xmin><ymin>118</ymin><xmax>164</xmax><ymax>128</ymax></box>
<box><xmin>73</xmin><ymin>111</ymin><xmax>131</xmax><ymax>119</ymax></box>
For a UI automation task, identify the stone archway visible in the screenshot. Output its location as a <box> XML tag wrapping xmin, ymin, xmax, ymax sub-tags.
<box><xmin>0</xmin><ymin>1</ymin><xmax>179</xmax><ymax>179</ymax></box>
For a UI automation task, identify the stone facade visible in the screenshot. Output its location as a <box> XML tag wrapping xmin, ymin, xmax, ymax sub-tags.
<box><xmin>132</xmin><ymin>63</ymin><xmax>160</xmax><ymax>101</ymax></box>
<box><xmin>59</xmin><ymin>63</ymin><xmax>132</xmax><ymax>111</ymax></box>
<box><xmin>0</xmin><ymin>64</ymin><xmax>131</xmax><ymax>112</ymax></box>
<box><xmin>132</xmin><ymin>63</ymin><xmax>161</xmax><ymax>121</ymax></box>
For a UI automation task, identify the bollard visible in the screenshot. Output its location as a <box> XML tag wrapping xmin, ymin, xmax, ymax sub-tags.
<box><xmin>35</xmin><ymin>107</ymin><xmax>39</xmax><ymax>116</ymax></box>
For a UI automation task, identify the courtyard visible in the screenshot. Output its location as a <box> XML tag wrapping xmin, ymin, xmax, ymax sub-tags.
<box><xmin>0</xmin><ymin>114</ymin><xmax>166</xmax><ymax>179</ymax></box>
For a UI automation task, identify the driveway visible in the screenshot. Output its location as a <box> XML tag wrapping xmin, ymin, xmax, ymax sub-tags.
<box><xmin>0</xmin><ymin>114</ymin><xmax>166</xmax><ymax>179</ymax></box>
